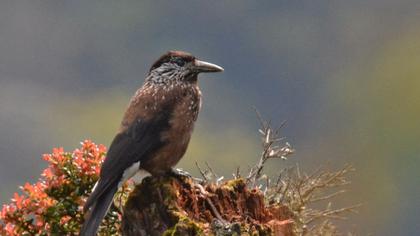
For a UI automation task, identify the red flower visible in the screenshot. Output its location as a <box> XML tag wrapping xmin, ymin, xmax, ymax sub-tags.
<box><xmin>0</xmin><ymin>140</ymin><xmax>124</xmax><ymax>235</ymax></box>
<box><xmin>4</xmin><ymin>223</ymin><xmax>16</xmax><ymax>235</ymax></box>
<box><xmin>11</xmin><ymin>193</ymin><xmax>24</xmax><ymax>210</ymax></box>
<box><xmin>60</xmin><ymin>215</ymin><xmax>71</xmax><ymax>225</ymax></box>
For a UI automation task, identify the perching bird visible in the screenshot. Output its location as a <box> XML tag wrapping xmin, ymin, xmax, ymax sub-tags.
<box><xmin>80</xmin><ymin>50</ymin><xmax>223</xmax><ymax>235</ymax></box>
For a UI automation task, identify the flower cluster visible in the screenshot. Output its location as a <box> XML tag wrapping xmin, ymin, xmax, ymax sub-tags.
<box><xmin>0</xmin><ymin>140</ymin><xmax>128</xmax><ymax>235</ymax></box>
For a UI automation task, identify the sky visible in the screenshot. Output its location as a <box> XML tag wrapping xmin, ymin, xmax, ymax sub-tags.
<box><xmin>1</xmin><ymin>1</ymin><xmax>420</xmax><ymax>235</ymax></box>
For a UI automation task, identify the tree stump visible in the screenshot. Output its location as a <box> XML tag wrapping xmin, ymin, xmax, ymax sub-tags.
<box><xmin>121</xmin><ymin>175</ymin><xmax>294</xmax><ymax>236</ymax></box>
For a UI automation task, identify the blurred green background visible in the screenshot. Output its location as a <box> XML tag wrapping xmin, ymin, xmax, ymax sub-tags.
<box><xmin>1</xmin><ymin>1</ymin><xmax>419</xmax><ymax>235</ymax></box>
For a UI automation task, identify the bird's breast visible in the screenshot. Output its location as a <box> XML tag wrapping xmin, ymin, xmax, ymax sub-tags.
<box><xmin>141</xmin><ymin>85</ymin><xmax>201</xmax><ymax>175</ymax></box>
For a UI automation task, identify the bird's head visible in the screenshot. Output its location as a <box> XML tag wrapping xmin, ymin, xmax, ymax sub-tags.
<box><xmin>146</xmin><ymin>50</ymin><xmax>223</xmax><ymax>84</ymax></box>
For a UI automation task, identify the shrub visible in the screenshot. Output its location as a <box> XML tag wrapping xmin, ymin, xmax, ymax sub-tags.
<box><xmin>1</xmin><ymin>117</ymin><xmax>357</xmax><ymax>235</ymax></box>
<box><xmin>0</xmin><ymin>140</ymin><xmax>128</xmax><ymax>236</ymax></box>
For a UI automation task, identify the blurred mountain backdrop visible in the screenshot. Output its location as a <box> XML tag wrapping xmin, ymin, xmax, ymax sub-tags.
<box><xmin>1</xmin><ymin>1</ymin><xmax>420</xmax><ymax>235</ymax></box>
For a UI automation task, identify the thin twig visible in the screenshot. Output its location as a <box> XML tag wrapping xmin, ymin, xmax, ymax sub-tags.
<box><xmin>195</xmin><ymin>162</ymin><xmax>208</xmax><ymax>182</ymax></box>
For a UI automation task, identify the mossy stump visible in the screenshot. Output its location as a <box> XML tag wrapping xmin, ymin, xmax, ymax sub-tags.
<box><xmin>121</xmin><ymin>176</ymin><xmax>294</xmax><ymax>236</ymax></box>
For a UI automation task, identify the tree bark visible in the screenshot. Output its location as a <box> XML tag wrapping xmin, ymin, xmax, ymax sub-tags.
<box><xmin>121</xmin><ymin>175</ymin><xmax>294</xmax><ymax>236</ymax></box>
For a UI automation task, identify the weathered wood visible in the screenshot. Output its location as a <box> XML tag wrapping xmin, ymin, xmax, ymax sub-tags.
<box><xmin>122</xmin><ymin>176</ymin><xmax>294</xmax><ymax>236</ymax></box>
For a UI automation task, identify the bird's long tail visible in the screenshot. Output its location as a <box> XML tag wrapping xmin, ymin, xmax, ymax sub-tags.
<box><xmin>79</xmin><ymin>184</ymin><xmax>118</xmax><ymax>236</ymax></box>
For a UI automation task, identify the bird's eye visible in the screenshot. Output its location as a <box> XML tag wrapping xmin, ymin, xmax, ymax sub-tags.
<box><xmin>173</xmin><ymin>58</ymin><xmax>185</xmax><ymax>67</ymax></box>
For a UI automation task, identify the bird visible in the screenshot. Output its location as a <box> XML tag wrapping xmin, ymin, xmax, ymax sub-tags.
<box><xmin>79</xmin><ymin>50</ymin><xmax>224</xmax><ymax>236</ymax></box>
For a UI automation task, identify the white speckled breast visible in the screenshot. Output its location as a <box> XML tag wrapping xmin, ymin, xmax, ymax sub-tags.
<box><xmin>140</xmin><ymin>83</ymin><xmax>202</xmax><ymax>175</ymax></box>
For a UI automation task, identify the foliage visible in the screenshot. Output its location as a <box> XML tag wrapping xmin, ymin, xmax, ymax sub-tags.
<box><xmin>194</xmin><ymin>114</ymin><xmax>358</xmax><ymax>235</ymax></box>
<box><xmin>0</xmin><ymin>140</ymin><xmax>129</xmax><ymax>236</ymax></box>
<box><xmin>0</xmin><ymin>116</ymin><xmax>357</xmax><ymax>235</ymax></box>
<box><xmin>245</xmin><ymin>112</ymin><xmax>358</xmax><ymax>235</ymax></box>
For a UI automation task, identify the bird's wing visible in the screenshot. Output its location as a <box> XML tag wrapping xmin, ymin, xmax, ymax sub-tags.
<box><xmin>84</xmin><ymin>111</ymin><xmax>171</xmax><ymax>212</ymax></box>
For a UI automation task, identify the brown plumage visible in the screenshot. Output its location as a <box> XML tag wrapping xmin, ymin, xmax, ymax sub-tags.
<box><xmin>80</xmin><ymin>50</ymin><xmax>223</xmax><ymax>236</ymax></box>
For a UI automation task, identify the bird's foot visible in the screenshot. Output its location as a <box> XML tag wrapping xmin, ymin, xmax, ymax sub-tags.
<box><xmin>168</xmin><ymin>168</ymin><xmax>192</xmax><ymax>180</ymax></box>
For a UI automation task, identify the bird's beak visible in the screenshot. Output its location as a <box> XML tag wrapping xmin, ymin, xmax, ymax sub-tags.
<box><xmin>193</xmin><ymin>59</ymin><xmax>224</xmax><ymax>73</ymax></box>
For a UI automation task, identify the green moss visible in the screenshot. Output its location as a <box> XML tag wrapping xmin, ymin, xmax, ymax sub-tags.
<box><xmin>162</xmin><ymin>215</ymin><xmax>203</xmax><ymax>236</ymax></box>
<box><xmin>129</xmin><ymin>176</ymin><xmax>179</xmax><ymax>207</ymax></box>
<box><xmin>222</xmin><ymin>178</ymin><xmax>245</xmax><ymax>192</ymax></box>
<box><xmin>210</xmin><ymin>221</ymin><xmax>272</xmax><ymax>236</ymax></box>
